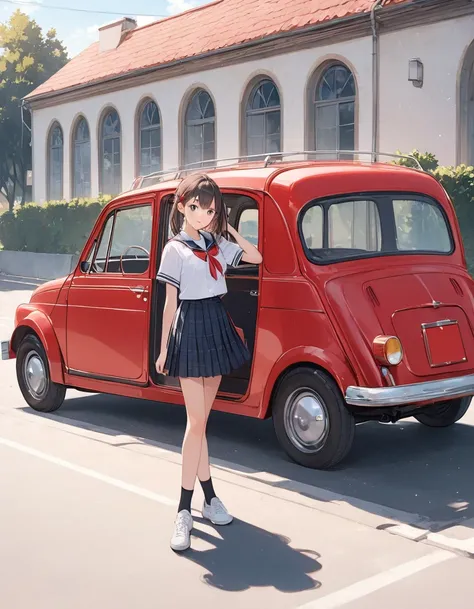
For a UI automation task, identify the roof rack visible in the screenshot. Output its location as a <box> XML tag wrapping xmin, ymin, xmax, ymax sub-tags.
<box><xmin>130</xmin><ymin>150</ymin><xmax>423</xmax><ymax>190</ymax></box>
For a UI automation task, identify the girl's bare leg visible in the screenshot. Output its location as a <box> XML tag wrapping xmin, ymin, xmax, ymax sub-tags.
<box><xmin>179</xmin><ymin>377</ymin><xmax>207</xmax><ymax>490</ymax></box>
<box><xmin>170</xmin><ymin>377</ymin><xmax>207</xmax><ymax>551</ymax></box>
<box><xmin>178</xmin><ymin>375</ymin><xmax>232</xmax><ymax>526</ymax></box>
<box><xmin>197</xmin><ymin>375</ymin><xmax>221</xmax><ymax>482</ymax></box>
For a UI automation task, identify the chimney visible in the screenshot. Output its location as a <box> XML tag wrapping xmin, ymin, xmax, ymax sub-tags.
<box><xmin>98</xmin><ymin>17</ymin><xmax>137</xmax><ymax>52</ymax></box>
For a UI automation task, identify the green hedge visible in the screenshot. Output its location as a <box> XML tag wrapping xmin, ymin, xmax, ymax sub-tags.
<box><xmin>395</xmin><ymin>151</ymin><xmax>474</xmax><ymax>274</ymax></box>
<box><xmin>0</xmin><ymin>196</ymin><xmax>111</xmax><ymax>255</ymax></box>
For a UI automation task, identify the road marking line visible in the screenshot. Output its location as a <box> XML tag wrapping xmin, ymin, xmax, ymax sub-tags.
<box><xmin>0</xmin><ymin>278</ymin><xmax>41</xmax><ymax>287</ymax></box>
<box><xmin>296</xmin><ymin>550</ymin><xmax>454</xmax><ymax>609</ymax></box>
<box><xmin>0</xmin><ymin>436</ymin><xmax>176</xmax><ymax>507</ymax></box>
<box><xmin>0</xmin><ymin>273</ymin><xmax>42</xmax><ymax>281</ymax></box>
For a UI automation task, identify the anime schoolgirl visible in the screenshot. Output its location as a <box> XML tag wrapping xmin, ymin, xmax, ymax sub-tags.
<box><xmin>156</xmin><ymin>173</ymin><xmax>263</xmax><ymax>551</ymax></box>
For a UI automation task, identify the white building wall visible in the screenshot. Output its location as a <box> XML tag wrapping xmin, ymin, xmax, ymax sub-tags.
<box><xmin>31</xmin><ymin>14</ymin><xmax>474</xmax><ymax>202</ymax></box>
<box><xmin>379</xmin><ymin>14</ymin><xmax>474</xmax><ymax>166</ymax></box>
<box><xmin>32</xmin><ymin>35</ymin><xmax>372</xmax><ymax>202</ymax></box>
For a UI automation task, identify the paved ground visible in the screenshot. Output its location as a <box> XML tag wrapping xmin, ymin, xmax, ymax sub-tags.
<box><xmin>1</xmin><ymin>275</ymin><xmax>473</xmax><ymax>608</ymax></box>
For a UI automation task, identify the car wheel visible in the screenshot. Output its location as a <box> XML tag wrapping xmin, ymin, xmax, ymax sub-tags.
<box><xmin>16</xmin><ymin>334</ymin><xmax>66</xmax><ymax>413</ymax></box>
<box><xmin>272</xmin><ymin>367</ymin><xmax>355</xmax><ymax>469</ymax></box>
<box><xmin>414</xmin><ymin>397</ymin><xmax>471</xmax><ymax>428</ymax></box>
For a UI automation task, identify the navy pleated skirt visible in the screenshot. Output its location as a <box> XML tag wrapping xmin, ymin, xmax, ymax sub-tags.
<box><xmin>164</xmin><ymin>296</ymin><xmax>250</xmax><ymax>378</ymax></box>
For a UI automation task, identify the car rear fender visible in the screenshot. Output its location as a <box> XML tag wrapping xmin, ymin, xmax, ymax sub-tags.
<box><xmin>11</xmin><ymin>309</ymin><xmax>65</xmax><ymax>384</ymax></box>
<box><xmin>260</xmin><ymin>346</ymin><xmax>357</xmax><ymax>418</ymax></box>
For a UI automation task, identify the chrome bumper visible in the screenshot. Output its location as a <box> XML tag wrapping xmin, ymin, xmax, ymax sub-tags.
<box><xmin>1</xmin><ymin>340</ymin><xmax>11</xmax><ymax>361</ymax></box>
<box><xmin>345</xmin><ymin>374</ymin><xmax>474</xmax><ymax>407</ymax></box>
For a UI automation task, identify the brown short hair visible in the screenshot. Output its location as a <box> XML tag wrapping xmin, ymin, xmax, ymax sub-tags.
<box><xmin>169</xmin><ymin>173</ymin><xmax>227</xmax><ymax>236</ymax></box>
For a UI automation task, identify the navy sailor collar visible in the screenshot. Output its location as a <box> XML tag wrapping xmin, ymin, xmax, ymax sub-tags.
<box><xmin>171</xmin><ymin>230</ymin><xmax>217</xmax><ymax>252</ymax></box>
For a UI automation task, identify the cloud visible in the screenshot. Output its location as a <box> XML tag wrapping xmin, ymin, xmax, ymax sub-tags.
<box><xmin>9</xmin><ymin>0</ymin><xmax>43</xmax><ymax>16</ymax></box>
<box><xmin>166</xmin><ymin>0</ymin><xmax>197</xmax><ymax>15</ymax></box>
<box><xmin>86</xmin><ymin>24</ymin><xmax>100</xmax><ymax>36</ymax></box>
<box><xmin>136</xmin><ymin>16</ymin><xmax>157</xmax><ymax>28</ymax></box>
<box><xmin>69</xmin><ymin>23</ymin><xmax>100</xmax><ymax>42</ymax></box>
<box><xmin>137</xmin><ymin>0</ymin><xmax>205</xmax><ymax>27</ymax></box>
<box><xmin>66</xmin><ymin>23</ymin><xmax>101</xmax><ymax>56</ymax></box>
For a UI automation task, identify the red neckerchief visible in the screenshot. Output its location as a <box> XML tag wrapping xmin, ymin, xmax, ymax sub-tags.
<box><xmin>171</xmin><ymin>232</ymin><xmax>223</xmax><ymax>281</ymax></box>
<box><xmin>191</xmin><ymin>243</ymin><xmax>223</xmax><ymax>280</ymax></box>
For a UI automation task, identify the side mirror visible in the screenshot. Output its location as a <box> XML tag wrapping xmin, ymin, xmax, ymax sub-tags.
<box><xmin>80</xmin><ymin>261</ymin><xmax>90</xmax><ymax>273</ymax></box>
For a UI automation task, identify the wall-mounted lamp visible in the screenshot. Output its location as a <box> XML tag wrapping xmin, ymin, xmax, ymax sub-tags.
<box><xmin>408</xmin><ymin>58</ymin><xmax>424</xmax><ymax>88</ymax></box>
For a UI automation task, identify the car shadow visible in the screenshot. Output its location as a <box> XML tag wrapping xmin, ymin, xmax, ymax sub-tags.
<box><xmin>21</xmin><ymin>391</ymin><xmax>474</xmax><ymax>533</ymax></box>
<box><xmin>181</xmin><ymin>516</ymin><xmax>322</xmax><ymax>593</ymax></box>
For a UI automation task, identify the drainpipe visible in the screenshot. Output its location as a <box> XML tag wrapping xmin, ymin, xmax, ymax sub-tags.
<box><xmin>20</xmin><ymin>99</ymin><xmax>32</xmax><ymax>144</ymax></box>
<box><xmin>21</xmin><ymin>99</ymin><xmax>33</xmax><ymax>203</ymax></box>
<box><xmin>371</xmin><ymin>0</ymin><xmax>384</xmax><ymax>162</ymax></box>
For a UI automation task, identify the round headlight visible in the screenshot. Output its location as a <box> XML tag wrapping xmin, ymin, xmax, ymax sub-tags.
<box><xmin>373</xmin><ymin>336</ymin><xmax>403</xmax><ymax>366</ymax></box>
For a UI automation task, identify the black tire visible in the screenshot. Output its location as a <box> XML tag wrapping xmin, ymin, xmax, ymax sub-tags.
<box><xmin>414</xmin><ymin>397</ymin><xmax>471</xmax><ymax>428</ymax></box>
<box><xmin>16</xmin><ymin>334</ymin><xmax>66</xmax><ymax>413</ymax></box>
<box><xmin>272</xmin><ymin>367</ymin><xmax>355</xmax><ymax>469</ymax></box>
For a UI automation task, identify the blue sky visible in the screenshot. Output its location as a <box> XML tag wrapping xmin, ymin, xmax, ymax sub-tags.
<box><xmin>1</xmin><ymin>0</ymin><xmax>210</xmax><ymax>57</ymax></box>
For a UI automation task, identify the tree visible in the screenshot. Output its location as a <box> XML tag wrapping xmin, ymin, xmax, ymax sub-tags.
<box><xmin>0</xmin><ymin>10</ymin><xmax>68</xmax><ymax>210</ymax></box>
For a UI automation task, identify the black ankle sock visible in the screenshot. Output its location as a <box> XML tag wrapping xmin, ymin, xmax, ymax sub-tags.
<box><xmin>178</xmin><ymin>487</ymin><xmax>193</xmax><ymax>513</ymax></box>
<box><xmin>200</xmin><ymin>478</ymin><xmax>216</xmax><ymax>505</ymax></box>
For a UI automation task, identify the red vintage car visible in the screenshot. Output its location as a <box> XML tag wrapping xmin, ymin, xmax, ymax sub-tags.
<box><xmin>3</xmin><ymin>156</ymin><xmax>474</xmax><ymax>469</ymax></box>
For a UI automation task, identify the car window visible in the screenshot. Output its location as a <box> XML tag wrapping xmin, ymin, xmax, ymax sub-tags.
<box><xmin>109</xmin><ymin>206</ymin><xmax>152</xmax><ymax>258</ymax></box>
<box><xmin>393</xmin><ymin>199</ymin><xmax>451</xmax><ymax>253</ymax></box>
<box><xmin>92</xmin><ymin>205</ymin><xmax>152</xmax><ymax>274</ymax></box>
<box><xmin>328</xmin><ymin>200</ymin><xmax>381</xmax><ymax>251</ymax></box>
<box><xmin>237</xmin><ymin>208</ymin><xmax>259</xmax><ymax>246</ymax></box>
<box><xmin>92</xmin><ymin>214</ymin><xmax>114</xmax><ymax>273</ymax></box>
<box><xmin>300</xmin><ymin>194</ymin><xmax>453</xmax><ymax>264</ymax></box>
<box><xmin>301</xmin><ymin>205</ymin><xmax>323</xmax><ymax>249</ymax></box>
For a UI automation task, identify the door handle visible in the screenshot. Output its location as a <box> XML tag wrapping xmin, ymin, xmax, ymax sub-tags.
<box><xmin>250</xmin><ymin>290</ymin><xmax>259</xmax><ymax>297</ymax></box>
<box><xmin>130</xmin><ymin>286</ymin><xmax>146</xmax><ymax>294</ymax></box>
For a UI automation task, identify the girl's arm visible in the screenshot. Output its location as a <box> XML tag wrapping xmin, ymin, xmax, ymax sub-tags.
<box><xmin>156</xmin><ymin>283</ymin><xmax>178</xmax><ymax>373</ymax></box>
<box><xmin>226</xmin><ymin>224</ymin><xmax>263</xmax><ymax>264</ymax></box>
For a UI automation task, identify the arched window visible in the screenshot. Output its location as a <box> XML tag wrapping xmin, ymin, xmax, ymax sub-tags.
<box><xmin>245</xmin><ymin>79</ymin><xmax>281</xmax><ymax>158</ymax></box>
<box><xmin>314</xmin><ymin>64</ymin><xmax>356</xmax><ymax>159</ymax></box>
<box><xmin>467</xmin><ymin>65</ymin><xmax>474</xmax><ymax>165</ymax></box>
<box><xmin>73</xmin><ymin>117</ymin><xmax>91</xmax><ymax>198</ymax></box>
<box><xmin>100</xmin><ymin>109</ymin><xmax>121</xmax><ymax>195</ymax></box>
<box><xmin>139</xmin><ymin>100</ymin><xmax>161</xmax><ymax>176</ymax></box>
<box><xmin>184</xmin><ymin>89</ymin><xmax>215</xmax><ymax>167</ymax></box>
<box><xmin>459</xmin><ymin>40</ymin><xmax>474</xmax><ymax>165</ymax></box>
<box><xmin>48</xmin><ymin>123</ymin><xmax>63</xmax><ymax>200</ymax></box>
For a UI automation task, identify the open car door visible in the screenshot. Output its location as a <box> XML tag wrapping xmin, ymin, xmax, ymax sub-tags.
<box><xmin>152</xmin><ymin>190</ymin><xmax>262</xmax><ymax>397</ymax></box>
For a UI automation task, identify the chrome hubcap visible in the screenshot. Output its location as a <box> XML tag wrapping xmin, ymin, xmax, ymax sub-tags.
<box><xmin>23</xmin><ymin>351</ymin><xmax>47</xmax><ymax>399</ymax></box>
<box><xmin>284</xmin><ymin>388</ymin><xmax>329</xmax><ymax>453</ymax></box>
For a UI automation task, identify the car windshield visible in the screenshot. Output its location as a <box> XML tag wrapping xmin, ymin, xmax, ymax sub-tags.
<box><xmin>300</xmin><ymin>194</ymin><xmax>453</xmax><ymax>263</ymax></box>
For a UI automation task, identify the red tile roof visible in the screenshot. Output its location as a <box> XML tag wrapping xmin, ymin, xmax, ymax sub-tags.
<box><xmin>28</xmin><ymin>0</ymin><xmax>410</xmax><ymax>99</ymax></box>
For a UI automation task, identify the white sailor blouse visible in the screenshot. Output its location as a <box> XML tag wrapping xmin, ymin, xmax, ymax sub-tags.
<box><xmin>156</xmin><ymin>230</ymin><xmax>244</xmax><ymax>300</ymax></box>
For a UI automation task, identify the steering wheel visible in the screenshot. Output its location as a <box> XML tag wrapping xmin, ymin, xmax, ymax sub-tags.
<box><xmin>119</xmin><ymin>245</ymin><xmax>150</xmax><ymax>274</ymax></box>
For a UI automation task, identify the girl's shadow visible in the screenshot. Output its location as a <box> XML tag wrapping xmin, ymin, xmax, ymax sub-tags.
<box><xmin>180</xmin><ymin>516</ymin><xmax>322</xmax><ymax>593</ymax></box>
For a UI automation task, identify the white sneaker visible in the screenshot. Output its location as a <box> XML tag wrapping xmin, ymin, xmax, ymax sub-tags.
<box><xmin>202</xmin><ymin>497</ymin><xmax>233</xmax><ymax>525</ymax></box>
<box><xmin>170</xmin><ymin>510</ymin><xmax>193</xmax><ymax>551</ymax></box>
